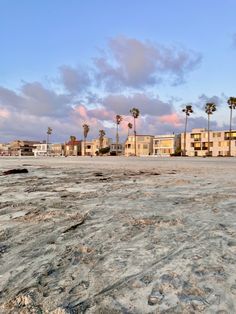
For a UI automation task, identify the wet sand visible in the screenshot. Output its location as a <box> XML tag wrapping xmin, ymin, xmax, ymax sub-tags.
<box><xmin>0</xmin><ymin>156</ymin><xmax>236</xmax><ymax>313</ymax></box>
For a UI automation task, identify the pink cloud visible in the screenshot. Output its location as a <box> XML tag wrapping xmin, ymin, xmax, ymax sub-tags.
<box><xmin>159</xmin><ymin>113</ymin><xmax>182</xmax><ymax>126</ymax></box>
<box><xmin>0</xmin><ymin>108</ymin><xmax>10</xmax><ymax>118</ymax></box>
<box><xmin>74</xmin><ymin>105</ymin><xmax>88</xmax><ymax>119</ymax></box>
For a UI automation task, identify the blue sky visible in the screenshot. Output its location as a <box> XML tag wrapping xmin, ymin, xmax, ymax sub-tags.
<box><xmin>0</xmin><ymin>0</ymin><xmax>236</xmax><ymax>142</ymax></box>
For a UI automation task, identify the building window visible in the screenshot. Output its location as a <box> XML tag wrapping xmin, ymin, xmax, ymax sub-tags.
<box><xmin>143</xmin><ymin>144</ymin><xmax>148</xmax><ymax>149</ymax></box>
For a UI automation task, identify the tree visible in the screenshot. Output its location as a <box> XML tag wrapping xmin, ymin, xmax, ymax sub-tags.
<box><xmin>46</xmin><ymin>127</ymin><xmax>52</xmax><ymax>155</ymax></box>
<box><xmin>115</xmin><ymin>115</ymin><xmax>123</xmax><ymax>156</ymax></box>
<box><xmin>227</xmin><ymin>97</ymin><xmax>236</xmax><ymax>157</ymax></box>
<box><xmin>182</xmin><ymin>105</ymin><xmax>193</xmax><ymax>156</ymax></box>
<box><xmin>205</xmin><ymin>103</ymin><xmax>216</xmax><ymax>156</ymax></box>
<box><xmin>99</xmin><ymin>129</ymin><xmax>106</xmax><ymax>151</ymax></box>
<box><xmin>99</xmin><ymin>146</ymin><xmax>110</xmax><ymax>155</ymax></box>
<box><xmin>127</xmin><ymin>122</ymin><xmax>133</xmax><ymax>137</ymax></box>
<box><xmin>130</xmin><ymin>108</ymin><xmax>140</xmax><ymax>156</ymax></box>
<box><xmin>70</xmin><ymin>135</ymin><xmax>76</xmax><ymax>142</ymax></box>
<box><xmin>82</xmin><ymin>124</ymin><xmax>90</xmax><ymax>156</ymax></box>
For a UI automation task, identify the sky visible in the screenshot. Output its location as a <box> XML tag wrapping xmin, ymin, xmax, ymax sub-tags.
<box><xmin>1</xmin><ymin>0</ymin><xmax>236</xmax><ymax>142</ymax></box>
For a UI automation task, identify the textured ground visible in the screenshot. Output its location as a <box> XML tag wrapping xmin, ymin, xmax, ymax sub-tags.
<box><xmin>0</xmin><ymin>156</ymin><xmax>236</xmax><ymax>313</ymax></box>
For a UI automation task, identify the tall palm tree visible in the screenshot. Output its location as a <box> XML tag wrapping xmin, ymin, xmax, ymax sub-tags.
<box><xmin>99</xmin><ymin>129</ymin><xmax>106</xmax><ymax>151</ymax></box>
<box><xmin>127</xmin><ymin>122</ymin><xmax>133</xmax><ymax>137</ymax></box>
<box><xmin>182</xmin><ymin>105</ymin><xmax>193</xmax><ymax>156</ymax></box>
<box><xmin>227</xmin><ymin>97</ymin><xmax>236</xmax><ymax>157</ymax></box>
<box><xmin>205</xmin><ymin>103</ymin><xmax>216</xmax><ymax>156</ymax></box>
<box><xmin>130</xmin><ymin>108</ymin><xmax>140</xmax><ymax>156</ymax></box>
<box><xmin>46</xmin><ymin>127</ymin><xmax>52</xmax><ymax>155</ymax></box>
<box><xmin>115</xmin><ymin>115</ymin><xmax>123</xmax><ymax>156</ymax></box>
<box><xmin>82</xmin><ymin>124</ymin><xmax>90</xmax><ymax>156</ymax></box>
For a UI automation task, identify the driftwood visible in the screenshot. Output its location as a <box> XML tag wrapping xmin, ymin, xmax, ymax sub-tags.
<box><xmin>3</xmin><ymin>169</ymin><xmax>28</xmax><ymax>175</ymax></box>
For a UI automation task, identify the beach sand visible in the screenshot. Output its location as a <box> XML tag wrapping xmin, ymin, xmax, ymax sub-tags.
<box><xmin>0</xmin><ymin>156</ymin><xmax>236</xmax><ymax>313</ymax></box>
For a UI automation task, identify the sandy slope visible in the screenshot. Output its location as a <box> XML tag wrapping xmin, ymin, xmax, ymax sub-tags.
<box><xmin>0</xmin><ymin>156</ymin><xmax>236</xmax><ymax>313</ymax></box>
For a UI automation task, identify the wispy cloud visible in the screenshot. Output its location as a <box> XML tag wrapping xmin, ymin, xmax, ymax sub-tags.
<box><xmin>94</xmin><ymin>36</ymin><xmax>202</xmax><ymax>91</ymax></box>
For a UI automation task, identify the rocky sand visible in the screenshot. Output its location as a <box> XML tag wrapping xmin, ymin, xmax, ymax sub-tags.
<box><xmin>0</xmin><ymin>156</ymin><xmax>236</xmax><ymax>313</ymax></box>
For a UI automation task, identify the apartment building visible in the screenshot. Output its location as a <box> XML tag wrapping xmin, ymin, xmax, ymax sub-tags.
<box><xmin>181</xmin><ymin>128</ymin><xmax>236</xmax><ymax>156</ymax></box>
<box><xmin>51</xmin><ymin>144</ymin><xmax>65</xmax><ymax>156</ymax></box>
<box><xmin>33</xmin><ymin>143</ymin><xmax>50</xmax><ymax>156</ymax></box>
<box><xmin>0</xmin><ymin>143</ymin><xmax>11</xmax><ymax>156</ymax></box>
<box><xmin>10</xmin><ymin>140</ymin><xmax>40</xmax><ymax>156</ymax></box>
<box><xmin>124</xmin><ymin>135</ymin><xmax>154</xmax><ymax>156</ymax></box>
<box><xmin>110</xmin><ymin>143</ymin><xmax>124</xmax><ymax>155</ymax></box>
<box><xmin>65</xmin><ymin>138</ymin><xmax>82</xmax><ymax>156</ymax></box>
<box><xmin>153</xmin><ymin>134</ymin><xmax>180</xmax><ymax>156</ymax></box>
<box><xmin>81</xmin><ymin>137</ymin><xmax>112</xmax><ymax>156</ymax></box>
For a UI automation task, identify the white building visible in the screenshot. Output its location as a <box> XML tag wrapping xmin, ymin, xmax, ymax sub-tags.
<box><xmin>33</xmin><ymin>143</ymin><xmax>51</xmax><ymax>156</ymax></box>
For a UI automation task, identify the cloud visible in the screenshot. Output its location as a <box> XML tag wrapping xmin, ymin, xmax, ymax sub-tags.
<box><xmin>0</xmin><ymin>86</ymin><xmax>22</xmax><ymax>109</ymax></box>
<box><xmin>0</xmin><ymin>108</ymin><xmax>10</xmax><ymax>118</ymax></box>
<box><xmin>59</xmin><ymin>65</ymin><xmax>91</xmax><ymax>94</ymax></box>
<box><xmin>94</xmin><ymin>36</ymin><xmax>201</xmax><ymax>91</ymax></box>
<box><xmin>100</xmin><ymin>93</ymin><xmax>173</xmax><ymax>116</ymax></box>
<box><xmin>195</xmin><ymin>93</ymin><xmax>227</xmax><ymax>110</ymax></box>
<box><xmin>0</xmin><ymin>82</ymin><xmax>72</xmax><ymax>117</ymax></box>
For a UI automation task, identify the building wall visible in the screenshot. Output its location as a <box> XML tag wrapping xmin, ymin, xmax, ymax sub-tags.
<box><xmin>124</xmin><ymin>135</ymin><xmax>154</xmax><ymax>156</ymax></box>
<box><xmin>33</xmin><ymin>143</ymin><xmax>49</xmax><ymax>156</ymax></box>
<box><xmin>10</xmin><ymin>140</ymin><xmax>39</xmax><ymax>156</ymax></box>
<box><xmin>182</xmin><ymin>128</ymin><xmax>236</xmax><ymax>156</ymax></box>
<box><xmin>51</xmin><ymin>144</ymin><xmax>64</xmax><ymax>156</ymax></box>
<box><xmin>81</xmin><ymin>138</ymin><xmax>112</xmax><ymax>156</ymax></box>
<box><xmin>0</xmin><ymin>143</ymin><xmax>10</xmax><ymax>156</ymax></box>
<box><xmin>153</xmin><ymin>134</ymin><xmax>180</xmax><ymax>156</ymax></box>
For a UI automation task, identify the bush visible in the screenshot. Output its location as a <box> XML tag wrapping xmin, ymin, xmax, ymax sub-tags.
<box><xmin>99</xmin><ymin>147</ymin><xmax>110</xmax><ymax>155</ymax></box>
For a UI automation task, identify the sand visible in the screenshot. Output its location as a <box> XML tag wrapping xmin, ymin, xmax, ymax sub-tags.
<box><xmin>0</xmin><ymin>156</ymin><xmax>236</xmax><ymax>313</ymax></box>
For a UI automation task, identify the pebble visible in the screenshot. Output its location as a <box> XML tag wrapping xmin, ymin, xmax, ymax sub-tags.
<box><xmin>148</xmin><ymin>290</ymin><xmax>164</xmax><ymax>305</ymax></box>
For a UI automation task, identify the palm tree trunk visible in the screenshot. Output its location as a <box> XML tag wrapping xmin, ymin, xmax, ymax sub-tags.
<box><xmin>183</xmin><ymin>114</ymin><xmax>188</xmax><ymax>156</ymax></box>
<box><xmin>229</xmin><ymin>107</ymin><xmax>232</xmax><ymax>157</ymax></box>
<box><xmin>116</xmin><ymin>123</ymin><xmax>119</xmax><ymax>156</ymax></box>
<box><xmin>207</xmin><ymin>113</ymin><xmax>210</xmax><ymax>156</ymax></box>
<box><xmin>84</xmin><ymin>136</ymin><xmax>86</xmax><ymax>156</ymax></box>
<box><xmin>134</xmin><ymin>117</ymin><xmax>136</xmax><ymax>156</ymax></box>
<box><xmin>46</xmin><ymin>133</ymin><xmax>49</xmax><ymax>156</ymax></box>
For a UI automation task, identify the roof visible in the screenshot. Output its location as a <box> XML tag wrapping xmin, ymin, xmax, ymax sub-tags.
<box><xmin>65</xmin><ymin>140</ymin><xmax>81</xmax><ymax>145</ymax></box>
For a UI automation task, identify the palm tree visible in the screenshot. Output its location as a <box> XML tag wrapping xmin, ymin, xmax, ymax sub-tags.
<box><xmin>46</xmin><ymin>127</ymin><xmax>52</xmax><ymax>155</ymax></box>
<box><xmin>99</xmin><ymin>129</ymin><xmax>106</xmax><ymax>151</ymax></box>
<box><xmin>227</xmin><ymin>97</ymin><xmax>236</xmax><ymax>157</ymax></box>
<box><xmin>182</xmin><ymin>105</ymin><xmax>193</xmax><ymax>156</ymax></box>
<box><xmin>115</xmin><ymin>115</ymin><xmax>123</xmax><ymax>156</ymax></box>
<box><xmin>82</xmin><ymin>124</ymin><xmax>90</xmax><ymax>156</ymax></box>
<box><xmin>205</xmin><ymin>103</ymin><xmax>216</xmax><ymax>156</ymax></box>
<box><xmin>70</xmin><ymin>135</ymin><xmax>76</xmax><ymax>141</ymax></box>
<box><xmin>127</xmin><ymin>122</ymin><xmax>133</xmax><ymax>137</ymax></box>
<box><xmin>130</xmin><ymin>108</ymin><xmax>140</xmax><ymax>156</ymax></box>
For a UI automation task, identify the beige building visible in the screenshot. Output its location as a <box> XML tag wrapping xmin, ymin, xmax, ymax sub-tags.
<box><xmin>182</xmin><ymin>128</ymin><xmax>236</xmax><ymax>157</ymax></box>
<box><xmin>51</xmin><ymin>144</ymin><xmax>64</xmax><ymax>156</ymax></box>
<box><xmin>81</xmin><ymin>137</ymin><xmax>112</xmax><ymax>156</ymax></box>
<box><xmin>124</xmin><ymin>135</ymin><xmax>154</xmax><ymax>156</ymax></box>
<box><xmin>0</xmin><ymin>143</ymin><xmax>11</xmax><ymax>156</ymax></box>
<box><xmin>64</xmin><ymin>138</ymin><xmax>82</xmax><ymax>156</ymax></box>
<box><xmin>153</xmin><ymin>134</ymin><xmax>180</xmax><ymax>156</ymax></box>
<box><xmin>10</xmin><ymin>140</ymin><xmax>40</xmax><ymax>156</ymax></box>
